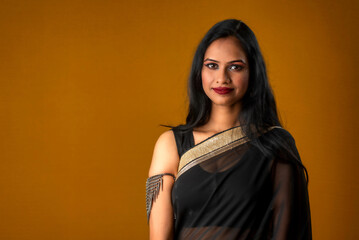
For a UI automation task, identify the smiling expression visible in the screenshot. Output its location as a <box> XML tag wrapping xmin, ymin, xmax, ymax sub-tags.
<box><xmin>201</xmin><ymin>36</ymin><xmax>249</xmax><ymax>107</ymax></box>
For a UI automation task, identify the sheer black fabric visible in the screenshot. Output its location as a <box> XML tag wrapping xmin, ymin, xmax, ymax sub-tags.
<box><xmin>171</xmin><ymin>126</ymin><xmax>311</xmax><ymax>240</ymax></box>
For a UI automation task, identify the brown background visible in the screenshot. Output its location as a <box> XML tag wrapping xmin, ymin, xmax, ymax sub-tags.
<box><xmin>1</xmin><ymin>0</ymin><xmax>358</xmax><ymax>239</ymax></box>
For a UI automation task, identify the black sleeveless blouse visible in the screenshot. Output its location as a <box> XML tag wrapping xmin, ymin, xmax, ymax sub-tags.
<box><xmin>172</xmin><ymin>127</ymin><xmax>195</xmax><ymax>158</ymax></box>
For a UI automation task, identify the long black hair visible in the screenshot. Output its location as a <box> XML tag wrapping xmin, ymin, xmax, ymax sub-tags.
<box><xmin>161</xmin><ymin>19</ymin><xmax>308</xmax><ymax>185</ymax></box>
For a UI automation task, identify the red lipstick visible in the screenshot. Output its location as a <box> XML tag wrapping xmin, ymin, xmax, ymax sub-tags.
<box><xmin>213</xmin><ymin>87</ymin><xmax>234</xmax><ymax>95</ymax></box>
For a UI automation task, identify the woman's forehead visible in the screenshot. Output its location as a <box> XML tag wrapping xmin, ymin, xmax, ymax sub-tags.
<box><xmin>204</xmin><ymin>36</ymin><xmax>247</xmax><ymax>62</ymax></box>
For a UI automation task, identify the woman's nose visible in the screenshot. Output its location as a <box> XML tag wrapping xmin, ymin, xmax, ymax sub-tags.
<box><xmin>216</xmin><ymin>68</ymin><xmax>230</xmax><ymax>84</ymax></box>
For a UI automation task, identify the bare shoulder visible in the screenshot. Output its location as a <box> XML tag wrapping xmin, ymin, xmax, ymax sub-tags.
<box><xmin>148</xmin><ymin>129</ymin><xmax>179</xmax><ymax>177</ymax></box>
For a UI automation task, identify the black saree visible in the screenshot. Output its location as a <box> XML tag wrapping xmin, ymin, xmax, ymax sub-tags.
<box><xmin>170</xmin><ymin>125</ymin><xmax>312</xmax><ymax>240</ymax></box>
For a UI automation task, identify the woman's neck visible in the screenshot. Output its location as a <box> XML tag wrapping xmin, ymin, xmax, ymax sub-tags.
<box><xmin>202</xmin><ymin>103</ymin><xmax>241</xmax><ymax>133</ymax></box>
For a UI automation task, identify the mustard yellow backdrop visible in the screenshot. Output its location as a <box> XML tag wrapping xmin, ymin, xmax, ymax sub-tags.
<box><xmin>1</xmin><ymin>0</ymin><xmax>358</xmax><ymax>239</ymax></box>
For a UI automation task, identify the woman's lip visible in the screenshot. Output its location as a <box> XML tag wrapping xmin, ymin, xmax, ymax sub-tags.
<box><xmin>213</xmin><ymin>87</ymin><xmax>234</xmax><ymax>94</ymax></box>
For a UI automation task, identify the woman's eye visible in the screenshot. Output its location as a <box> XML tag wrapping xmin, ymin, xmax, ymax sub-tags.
<box><xmin>229</xmin><ymin>65</ymin><xmax>243</xmax><ymax>71</ymax></box>
<box><xmin>205</xmin><ymin>63</ymin><xmax>218</xmax><ymax>69</ymax></box>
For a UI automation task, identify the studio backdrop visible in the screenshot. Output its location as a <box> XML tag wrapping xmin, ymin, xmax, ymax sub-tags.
<box><xmin>0</xmin><ymin>0</ymin><xmax>358</xmax><ymax>239</ymax></box>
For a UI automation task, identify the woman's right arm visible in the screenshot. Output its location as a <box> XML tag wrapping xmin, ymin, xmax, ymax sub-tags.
<box><xmin>147</xmin><ymin>130</ymin><xmax>179</xmax><ymax>240</ymax></box>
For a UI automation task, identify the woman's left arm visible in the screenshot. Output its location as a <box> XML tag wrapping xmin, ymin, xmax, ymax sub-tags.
<box><xmin>271</xmin><ymin>136</ymin><xmax>312</xmax><ymax>240</ymax></box>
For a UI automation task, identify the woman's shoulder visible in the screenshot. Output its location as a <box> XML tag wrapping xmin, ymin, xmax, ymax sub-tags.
<box><xmin>265</xmin><ymin>126</ymin><xmax>302</xmax><ymax>162</ymax></box>
<box><xmin>267</xmin><ymin>126</ymin><xmax>296</xmax><ymax>142</ymax></box>
<box><xmin>259</xmin><ymin>126</ymin><xmax>299</xmax><ymax>154</ymax></box>
<box><xmin>148</xmin><ymin>128</ymin><xmax>180</xmax><ymax>177</ymax></box>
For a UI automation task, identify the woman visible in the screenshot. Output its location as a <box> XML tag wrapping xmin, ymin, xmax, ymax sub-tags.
<box><xmin>146</xmin><ymin>19</ymin><xmax>312</xmax><ymax>240</ymax></box>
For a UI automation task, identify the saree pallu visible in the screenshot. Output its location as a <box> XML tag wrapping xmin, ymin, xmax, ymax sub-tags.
<box><xmin>171</xmin><ymin>125</ymin><xmax>312</xmax><ymax>240</ymax></box>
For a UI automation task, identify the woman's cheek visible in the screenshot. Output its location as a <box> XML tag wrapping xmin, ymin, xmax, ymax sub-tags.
<box><xmin>201</xmin><ymin>70</ymin><xmax>211</xmax><ymax>88</ymax></box>
<box><xmin>238</xmin><ymin>75</ymin><xmax>249</xmax><ymax>94</ymax></box>
<box><xmin>233</xmin><ymin>72</ymin><xmax>249</xmax><ymax>86</ymax></box>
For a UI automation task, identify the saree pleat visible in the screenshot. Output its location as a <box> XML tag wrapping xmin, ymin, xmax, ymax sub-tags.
<box><xmin>171</xmin><ymin>125</ymin><xmax>312</xmax><ymax>240</ymax></box>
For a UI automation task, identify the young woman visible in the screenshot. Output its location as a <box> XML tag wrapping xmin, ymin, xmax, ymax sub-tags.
<box><xmin>146</xmin><ymin>19</ymin><xmax>312</xmax><ymax>240</ymax></box>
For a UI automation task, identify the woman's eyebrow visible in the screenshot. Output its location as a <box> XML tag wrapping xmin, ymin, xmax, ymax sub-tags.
<box><xmin>204</xmin><ymin>58</ymin><xmax>246</xmax><ymax>64</ymax></box>
<box><xmin>204</xmin><ymin>58</ymin><xmax>219</xmax><ymax>62</ymax></box>
<box><xmin>229</xmin><ymin>59</ymin><xmax>246</xmax><ymax>64</ymax></box>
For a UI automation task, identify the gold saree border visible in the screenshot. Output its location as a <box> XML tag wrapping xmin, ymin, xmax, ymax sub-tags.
<box><xmin>176</xmin><ymin>125</ymin><xmax>282</xmax><ymax>180</ymax></box>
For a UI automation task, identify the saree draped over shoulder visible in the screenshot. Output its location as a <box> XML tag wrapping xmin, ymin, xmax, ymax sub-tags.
<box><xmin>170</xmin><ymin>125</ymin><xmax>312</xmax><ymax>240</ymax></box>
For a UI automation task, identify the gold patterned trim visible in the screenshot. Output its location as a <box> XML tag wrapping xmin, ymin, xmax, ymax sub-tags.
<box><xmin>176</xmin><ymin>125</ymin><xmax>282</xmax><ymax>180</ymax></box>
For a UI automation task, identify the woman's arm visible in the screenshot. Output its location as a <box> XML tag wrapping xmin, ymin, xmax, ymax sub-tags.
<box><xmin>271</xmin><ymin>135</ymin><xmax>312</xmax><ymax>240</ymax></box>
<box><xmin>147</xmin><ymin>130</ymin><xmax>179</xmax><ymax>240</ymax></box>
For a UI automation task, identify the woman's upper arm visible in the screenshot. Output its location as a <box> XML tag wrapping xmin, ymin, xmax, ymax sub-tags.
<box><xmin>149</xmin><ymin>130</ymin><xmax>179</xmax><ymax>176</ymax></box>
<box><xmin>271</xmin><ymin>133</ymin><xmax>312</xmax><ymax>240</ymax></box>
<box><xmin>147</xmin><ymin>130</ymin><xmax>179</xmax><ymax>240</ymax></box>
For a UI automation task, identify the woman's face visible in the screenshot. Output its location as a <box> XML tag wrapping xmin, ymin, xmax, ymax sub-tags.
<box><xmin>201</xmin><ymin>36</ymin><xmax>249</xmax><ymax>107</ymax></box>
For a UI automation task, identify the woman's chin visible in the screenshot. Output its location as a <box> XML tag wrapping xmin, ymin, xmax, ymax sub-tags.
<box><xmin>211</xmin><ymin>100</ymin><xmax>241</xmax><ymax>108</ymax></box>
